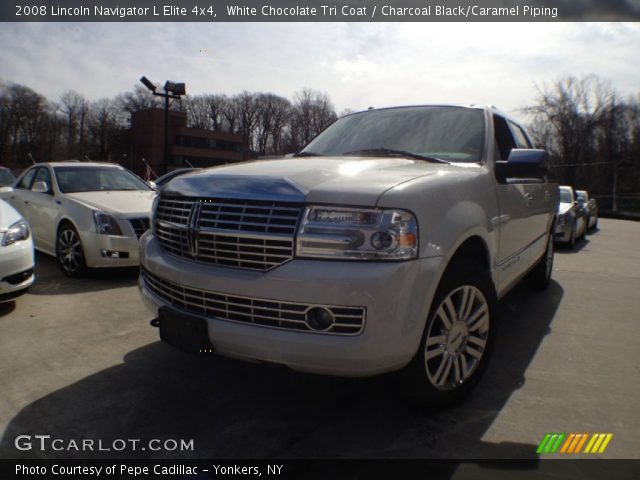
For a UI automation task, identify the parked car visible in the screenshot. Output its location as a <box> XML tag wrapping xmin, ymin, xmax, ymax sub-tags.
<box><xmin>0</xmin><ymin>167</ymin><xmax>16</xmax><ymax>187</ymax></box>
<box><xmin>0</xmin><ymin>199</ymin><xmax>34</xmax><ymax>302</ymax></box>
<box><xmin>576</xmin><ymin>189</ymin><xmax>598</xmax><ymax>230</ymax></box>
<box><xmin>139</xmin><ymin>105</ymin><xmax>559</xmax><ymax>407</ymax></box>
<box><xmin>0</xmin><ymin>162</ymin><xmax>155</xmax><ymax>277</ymax></box>
<box><xmin>555</xmin><ymin>185</ymin><xmax>587</xmax><ymax>248</ymax></box>
<box><xmin>153</xmin><ymin>168</ymin><xmax>201</xmax><ymax>188</ymax></box>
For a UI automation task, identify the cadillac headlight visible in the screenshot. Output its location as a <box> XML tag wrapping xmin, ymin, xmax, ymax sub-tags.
<box><xmin>2</xmin><ymin>219</ymin><xmax>30</xmax><ymax>246</ymax></box>
<box><xmin>296</xmin><ymin>206</ymin><xmax>418</xmax><ymax>260</ymax></box>
<box><xmin>557</xmin><ymin>213</ymin><xmax>566</xmax><ymax>226</ymax></box>
<box><xmin>93</xmin><ymin>211</ymin><xmax>122</xmax><ymax>236</ymax></box>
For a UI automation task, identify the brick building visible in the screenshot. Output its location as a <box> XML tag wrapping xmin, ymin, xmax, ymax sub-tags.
<box><xmin>125</xmin><ymin>109</ymin><xmax>246</xmax><ymax>177</ymax></box>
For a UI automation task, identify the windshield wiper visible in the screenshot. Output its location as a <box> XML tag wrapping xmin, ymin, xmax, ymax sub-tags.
<box><xmin>294</xmin><ymin>151</ymin><xmax>324</xmax><ymax>157</ymax></box>
<box><xmin>341</xmin><ymin>148</ymin><xmax>449</xmax><ymax>164</ymax></box>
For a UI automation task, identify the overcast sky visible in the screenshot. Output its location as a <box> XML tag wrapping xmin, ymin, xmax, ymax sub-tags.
<box><xmin>1</xmin><ymin>22</ymin><xmax>638</xmax><ymax>116</ymax></box>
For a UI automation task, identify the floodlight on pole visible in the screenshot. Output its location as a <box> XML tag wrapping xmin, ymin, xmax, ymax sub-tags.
<box><xmin>139</xmin><ymin>75</ymin><xmax>186</xmax><ymax>174</ymax></box>
<box><xmin>140</xmin><ymin>76</ymin><xmax>157</xmax><ymax>92</ymax></box>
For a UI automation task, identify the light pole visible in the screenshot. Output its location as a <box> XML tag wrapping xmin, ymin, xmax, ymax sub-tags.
<box><xmin>139</xmin><ymin>76</ymin><xmax>186</xmax><ymax>175</ymax></box>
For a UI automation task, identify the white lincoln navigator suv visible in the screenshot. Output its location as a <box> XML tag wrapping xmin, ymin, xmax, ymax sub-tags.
<box><xmin>139</xmin><ymin>105</ymin><xmax>559</xmax><ymax>406</ymax></box>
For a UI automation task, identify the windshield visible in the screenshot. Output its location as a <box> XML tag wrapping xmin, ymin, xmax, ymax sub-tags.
<box><xmin>54</xmin><ymin>166</ymin><xmax>151</xmax><ymax>193</ymax></box>
<box><xmin>560</xmin><ymin>188</ymin><xmax>573</xmax><ymax>203</ymax></box>
<box><xmin>299</xmin><ymin>106</ymin><xmax>485</xmax><ymax>163</ymax></box>
<box><xmin>576</xmin><ymin>191</ymin><xmax>587</xmax><ymax>202</ymax></box>
<box><xmin>0</xmin><ymin>169</ymin><xmax>16</xmax><ymax>187</ymax></box>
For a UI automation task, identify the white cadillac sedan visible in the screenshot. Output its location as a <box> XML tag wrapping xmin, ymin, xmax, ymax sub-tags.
<box><xmin>1</xmin><ymin>162</ymin><xmax>155</xmax><ymax>276</ymax></box>
<box><xmin>0</xmin><ymin>199</ymin><xmax>35</xmax><ymax>301</ymax></box>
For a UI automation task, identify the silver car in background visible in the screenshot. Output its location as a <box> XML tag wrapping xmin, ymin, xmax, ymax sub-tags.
<box><xmin>1</xmin><ymin>162</ymin><xmax>155</xmax><ymax>277</ymax></box>
<box><xmin>576</xmin><ymin>189</ymin><xmax>598</xmax><ymax>230</ymax></box>
<box><xmin>555</xmin><ymin>185</ymin><xmax>587</xmax><ymax>248</ymax></box>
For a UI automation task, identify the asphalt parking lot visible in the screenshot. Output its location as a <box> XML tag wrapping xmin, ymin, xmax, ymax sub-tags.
<box><xmin>0</xmin><ymin>218</ymin><xmax>639</xmax><ymax>462</ymax></box>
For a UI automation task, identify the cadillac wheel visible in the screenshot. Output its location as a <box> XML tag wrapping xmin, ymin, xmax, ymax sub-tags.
<box><xmin>56</xmin><ymin>223</ymin><xmax>87</xmax><ymax>277</ymax></box>
<box><xmin>408</xmin><ymin>260</ymin><xmax>497</xmax><ymax>407</ymax></box>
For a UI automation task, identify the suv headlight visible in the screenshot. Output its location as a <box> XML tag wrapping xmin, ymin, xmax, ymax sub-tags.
<box><xmin>93</xmin><ymin>211</ymin><xmax>122</xmax><ymax>236</ymax></box>
<box><xmin>296</xmin><ymin>206</ymin><xmax>418</xmax><ymax>260</ymax></box>
<box><xmin>2</xmin><ymin>219</ymin><xmax>30</xmax><ymax>246</ymax></box>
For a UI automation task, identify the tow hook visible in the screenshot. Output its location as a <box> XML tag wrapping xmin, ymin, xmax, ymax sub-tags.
<box><xmin>150</xmin><ymin>319</ymin><xmax>160</xmax><ymax>328</ymax></box>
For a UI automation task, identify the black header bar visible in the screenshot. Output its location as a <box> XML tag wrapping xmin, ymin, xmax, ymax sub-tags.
<box><xmin>3</xmin><ymin>0</ymin><xmax>640</xmax><ymax>22</ymax></box>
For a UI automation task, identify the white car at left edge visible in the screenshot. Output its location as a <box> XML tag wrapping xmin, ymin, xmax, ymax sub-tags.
<box><xmin>0</xmin><ymin>162</ymin><xmax>155</xmax><ymax>277</ymax></box>
<box><xmin>0</xmin><ymin>198</ymin><xmax>35</xmax><ymax>302</ymax></box>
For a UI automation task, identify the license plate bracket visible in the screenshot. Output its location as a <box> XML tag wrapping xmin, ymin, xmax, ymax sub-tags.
<box><xmin>158</xmin><ymin>307</ymin><xmax>214</xmax><ymax>354</ymax></box>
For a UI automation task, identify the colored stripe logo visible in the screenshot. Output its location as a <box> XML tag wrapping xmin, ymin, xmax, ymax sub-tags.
<box><xmin>537</xmin><ymin>433</ymin><xmax>613</xmax><ymax>454</ymax></box>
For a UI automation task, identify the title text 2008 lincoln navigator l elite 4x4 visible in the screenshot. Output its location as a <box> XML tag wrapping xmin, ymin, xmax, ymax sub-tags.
<box><xmin>139</xmin><ymin>105</ymin><xmax>559</xmax><ymax>406</ymax></box>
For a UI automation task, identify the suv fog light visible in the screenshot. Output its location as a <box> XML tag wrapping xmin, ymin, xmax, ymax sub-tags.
<box><xmin>305</xmin><ymin>307</ymin><xmax>335</xmax><ymax>331</ymax></box>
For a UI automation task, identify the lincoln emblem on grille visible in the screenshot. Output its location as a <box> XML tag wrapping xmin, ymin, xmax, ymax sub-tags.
<box><xmin>186</xmin><ymin>201</ymin><xmax>202</xmax><ymax>257</ymax></box>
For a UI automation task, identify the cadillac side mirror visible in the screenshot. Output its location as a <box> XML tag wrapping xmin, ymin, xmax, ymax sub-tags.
<box><xmin>32</xmin><ymin>181</ymin><xmax>50</xmax><ymax>194</ymax></box>
<box><xmin>0</xmin><ymin>186</ymin><xmax>13</xmax><ymax>200</ymax></box>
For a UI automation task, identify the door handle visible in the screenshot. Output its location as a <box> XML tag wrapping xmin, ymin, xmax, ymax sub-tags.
<box><xmin>24</xmin><ymin>200</ymin><xmax>30</xmax><ymax>204</ymax></box>
<box><xmin>523</xmin><ymin>193</ymin><xmax>533</xmax><ymax>206</ymax></box>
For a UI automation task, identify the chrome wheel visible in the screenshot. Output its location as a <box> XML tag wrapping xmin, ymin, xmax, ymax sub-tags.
<box><xmin>57</xmin><ymin>227</ymin><xmax>84</xmax><ymax>274</ymax></box>
<box><xmin>424</xmin><ymin>285</ymin><xmax>490</xmax><ymax>391</ymax></box>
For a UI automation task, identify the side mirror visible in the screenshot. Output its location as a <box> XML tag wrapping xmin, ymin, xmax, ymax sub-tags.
<box><xmin>32</xmin><ymin>181</ymin><xmax>50</xmax><ymax>194</ymax></box>
<box><xmin>0</xmin><ymin>186</ymin><xmax>13</xmax><ymax>200</ymax></box>
<box><xmin>495</xmin><ymin>149</ymin><xmax>548</xmax><ymax>184</ymax></box>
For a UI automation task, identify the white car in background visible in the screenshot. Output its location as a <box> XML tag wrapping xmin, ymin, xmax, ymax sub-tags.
<box><xmin>1</xmin><ymin>162</ymin><xmax>155</xmax><ymax>277</ymax></box>
<box><xmin>555</xmin><ymin>185</ymin><xmax>587</xmax><ymax>248</ymax></box>
<box><xmin>0</xmin><ymin>199</ymin><xmax>34</xmax><ymax>302</ymax></box>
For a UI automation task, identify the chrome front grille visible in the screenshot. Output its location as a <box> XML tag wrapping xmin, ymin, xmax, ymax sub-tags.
<box><xmin>154</xmin><ymin>195</ymin><xmax>302</xmax><ymax>271</ymax></box>
<box><xmin>142</xmin><ymin>268</ymin><xmax>365</xmax><ymax>335</ymax></box>
<box><xmin>130</xmin><ymin>218</ymin><xmax>150</xmax><ymax>239</ymax></box>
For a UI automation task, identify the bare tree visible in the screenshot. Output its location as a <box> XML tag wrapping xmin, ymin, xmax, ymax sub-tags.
<box><xmin>184</xmin><ymin>94</ymin><xmax>228</xmax><ymax>131</ymax></box>
<box><xmin>117</xmin><ymin>85</ymin><xmax>160</xmax><ymax>114</ymax></box>
<box><xmin>254</xmin><ymin>93</ymin><xmax>291</xmax><ymax>154</ymax></box>
<box><xmin>86</xmin><ymin>98</ymin><xmax>127</xmax><ymax>161</ymax></box>
<box><xmin>287</xmin><ymin>88</ymin><xmax>337</xmax><ymax>151</ymax></box>
<box><xmin>59</xmin><ymin>90</ymin><xmax>88</xmax><ymax>154</ymax></box>
<box><xmin>0</xmin><ymin>82</ymin><xmax>54</xmax><ymax>166</ymax></box>
<box><xmin>523</xmin><ymin>75</ymin><xmax>614</xmax><ymax>187</ymax></box>
<box><xmin>221</xmin><ymin>95</ymin><xmax>240</xmax><ymax>134</ymax></box>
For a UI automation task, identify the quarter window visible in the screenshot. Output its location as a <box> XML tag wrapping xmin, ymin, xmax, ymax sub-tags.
<box><xmin>31</xmin><ymin>167</ymin><xmax>52</xmax><ymax>192</ymax></box>
<box><xmin>16</xmin><ymin>168</ymin><xmax>37</xmax><ymax>190</ymax></box>
<box><xmin>509</xmin><ymin>121</ymin><xmax>532</xmax><ymax>149</ymax></box>
<box><xmin>493</xmin><ymin>115</ymin><xmax>516</xmax><ymax>160</ymax></box>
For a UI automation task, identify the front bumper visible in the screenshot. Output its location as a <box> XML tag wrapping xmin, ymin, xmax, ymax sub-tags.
<box><xmin>554</xmin><ymin>220</ymin><xmax>572</xmax><ymax>242</ymax></box>
<box><xmin>80</xmin><ymin>231</ymin><xmax>141</xmax><ymax>268</ymax></box>
<box><xmin>0</xmin><ymin>239</ymin><xmax>35</xmax><ymax>301</ymax></box>
<box><xmin>139</xmin><ymin>233</ymin><xmax>445</xmax><ymax>377</ymax></box>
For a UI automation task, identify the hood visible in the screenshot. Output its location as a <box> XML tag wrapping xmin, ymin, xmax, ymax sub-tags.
<box><xmin>0</xmin><ymin>199</ymin><xmax>24</xmax><ymax>231</ymax></box>
<box><xmin>66</xmin><ymin>190</ymin><xmax>156</xmax><ymax>216</ymax></box>
<box><xmin>166</xmin><ymin>157</ymin><xmax>458</xmax><ymax>205</ymax></box>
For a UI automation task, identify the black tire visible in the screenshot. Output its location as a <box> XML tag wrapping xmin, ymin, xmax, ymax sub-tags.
<box><xmin>405</xmin><ymin>260</ymin><xmax>498</xmax><ymax>409</ymax></box>
<box><xmin>568</xmin><ymin>222</ymin><xmax>576</xmax><ymax>249</ymax></box>
<box><xmin>56</xmin><ymin>222</ymin><xmax>87</xmax><ymax>277</ymax></box>
<box><xmin>527</xmin><ymin>229</ymin><xmax>554</xmax><ymax>291</ymax></box>
<box><xmin>579</xmin><ymin>219</ymin><xmax>587</xmax><ymax>240</ymax></box>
